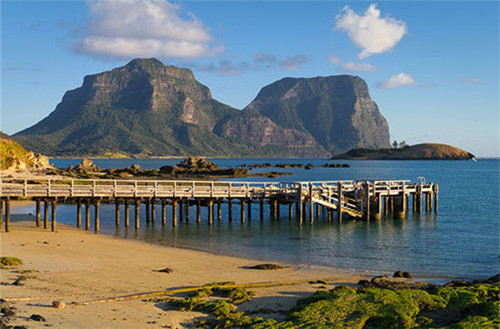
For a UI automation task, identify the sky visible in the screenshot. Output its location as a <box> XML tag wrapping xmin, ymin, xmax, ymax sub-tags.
<box><xmin>1</xmin><ymin>0</ymin><xmax>499</xmax><ymax>157</ymax></box>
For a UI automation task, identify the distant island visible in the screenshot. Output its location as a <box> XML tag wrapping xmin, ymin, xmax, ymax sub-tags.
<box><xmin>332</xmin><ymin>143</ymin><xmax>475</xmax><ymax>160</ymax></box>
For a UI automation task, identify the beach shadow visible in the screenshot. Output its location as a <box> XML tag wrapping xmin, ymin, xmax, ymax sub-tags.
<box><xmin>26</xmin><ymin>303</ymin><xmax>54</xmax><ymax>308</ymax></box>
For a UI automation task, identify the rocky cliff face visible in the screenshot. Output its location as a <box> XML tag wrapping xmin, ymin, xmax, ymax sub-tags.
<box><xmin>0</xmin><ymin>133</ymin><xmax>52</xmax><ymax>171</ymax></box>
<box><xmin>221</xmin><ymin>76</ymin><xmax>390</xmax><ymax>154</ymax></box>
<box><xmin>14</xmin><ymin>58</ymin><xmax>390</xmax><ymax>157</ymax></box>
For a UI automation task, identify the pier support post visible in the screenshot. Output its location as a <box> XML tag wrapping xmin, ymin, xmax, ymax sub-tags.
<box><xmin>364</xmin><ymin>182</ymin><xmax>370</xmax><ymax>221</ymax></box>
<box><xmin>5</xmin><ymin>200</ymin><xmax>10</xmax><ymax>232</ymax></box>
<box><xmin>85</xmin><ymin>200</ymin><xmax>90</xmax><ymax>230</ymax></box>
<box><xmin>172</xmin><ymin>199</ymin><xmax>178</xmax><ymax>227</ymax></box>
<box><xmin>179</xmin><ymin>199</ymin><xmax>184</xmax><ymax>222</ymax></box>
<box><xmin>185</xmin><ymin>200</ymin><xmax>189</xmax><ymax>222</ymax></box>
<box><xmin>315</xmin><ymin>203</ymin><xmax>320</xmax><ymax>220</ymax></box>
<box><xmin>217</xmin><ymin>200</ymin><xmax>222</xmax><ymax>221</ymax></box>
<box><xmin>337</xmin><ymin>183</ymin><xmax>343</xmax><ymax>222</ymax></box>
<box><xmin>124</xmin><ymin>200</ymin><xmax>129</xmax><ymax>227</ymax></box>
<box><xmin>36</xmin><ymin>199</ymin><xmax>41</xmax><ymax>227</ymax></box>
<box><xmin>145</xmin><ymin>199</ymin><xmax>150</xmax><ymax>223</ymax></box>
<box><xmin>289</xmin><ymin>203</ymin><xmax>293</xmax><ymax>220</ymax></box>
<box><xmin>196</xmin><ymin>199</ymin><xmax>201</xmax><ymax>224</ymax></box>
<box><xmin>151</xmin><ymin>199</ymin><xmax>156</xmax><ymax>224</ymax></box>
<box><xmin>433</xmin><ymin>184</ymin><xmax>439</xmax><ymax>213</ymax></box>
<box><xmin>115</xmin><ymin>200</ymin><xmax>120</xmax><ymax>227</ymax></box>
<box><xmin>44</xmin><ymin>200</ymin><xmax>49</xmax><ymax>229</ymax></box>
<box><xmin>309</xmin><ymin>183</ymin><xmax>314</xmax><ymax>225</ymax></box>
<box><xmin>134</xmin><ymin>199</ymin><xmax>140</xmax><ymax>230</ymax></box>
<box><xmin>208</xmin><ymin>200</ymin><xmax>213</xmax><ymax>225</ymax></box>
<box><xmin>0</xmin><ymin>200</ymin><xmax>3</xmax><ymax>230</ymax></box>
<box><xmin>374</xmin><ymin>194</ymin><xmax>382</xmax><ymax>220</ymax></box>
<box><xmin>228</xmin><ymin>198</ymin><xmax>233</xmax><ymax>222</ymax></box>
<box><xmin>76</xmin><ymin>199</ymin><xmax>81</xmax><ymax>228</ymax></box>
<box><xmin>161</xmin><ymin>199</ymin><xmax>166</xmax><ymax>226</ymax></box>
<box><xmin>328</xmin><ymin>209</ymin><xmax>332</xmax><ymax>222</ymax></box>
<box><xmin>247</xmin><ymin>200</ymin><xmax>252</xmax><ymax>220</ymax></box>
<box><xmin>276</xmin><ymin>200</ymin><xmax>280</xmax><ymax>219</ymax></box>
<box><xmin>240</xmin><ymin>199</ymin><xmax>246</xmax><ymax>223</ymax></box>
<box><xmin>415</xmin><ymin>185</ymin><xmax>422</xmax><ymax>212</ymax></box>
<box><xmin>259</xmin><ymin>199</ymin><xmax>264</xmax><ymax>220</ymax></box>
<box><xmin>51</xmin><ymin>200</ymin><xmax>57</xmax><ymax>232</ymax></box>
<box><xmin>94</xmin><ymin>200</ymin><xmax>100</xmax><ymax>233</ymax></box>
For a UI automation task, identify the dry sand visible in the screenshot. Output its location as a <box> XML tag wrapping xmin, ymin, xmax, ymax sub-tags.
<box><xmin>1</xmin><ymin>210</ymin><xmax>366</xmax><ymax>328</ymax></box>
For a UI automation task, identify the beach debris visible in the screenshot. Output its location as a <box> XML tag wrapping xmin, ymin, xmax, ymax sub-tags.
<box><xmin>304</xmin><ymin>163</ymin><xmax>314</xmax><ymax>170</ymax></box>
<box><xmin>0</xmin><ymin>257</ymin><xmax>23</xmax><ymax>269</ymax></box>
<box><xmin>393</xmin><ymin>270</ymin><xmax>412</xmax><ymax>279</ymax></box>
<box><xmin>308</xmin><ymin>280</ymin><xmax>327</xmax><ymax>285</ymax></box>
<box><xmin>157</xmin><ymin>267</ymin><xmax>173</xmax><ymax>273</ymax></box>
<box><xmin>358</xmin><ymin>276</ymin><xmax>428</xmax><ymax>290</ymax></box>
<box><xmin>52</xmin><ymin>300</ymin><xmax>66</xmax><ymax>309</ymax></box>
<box><xmin>12</xmin><ymin>277</ymin><xmax>26</xmax><ymax>286</ymax></box>
<box><xmin>1</xmin><ymin>300</ymin><xmax>16</xmax><ymax>317</ymax></box>
<box><xmin>321</xmin><ymin>163</ymin><xmax>350</xmax><ymax>168</ymax></box>
<box><xmin>29</xmin><ymin>314</ymin><xmax>46</xmax><ymax>322</ymax></box>
<box><xmin>246</xmin><ymin>263</ymin><xmax>288</xmax><ymax>270</ymax></box>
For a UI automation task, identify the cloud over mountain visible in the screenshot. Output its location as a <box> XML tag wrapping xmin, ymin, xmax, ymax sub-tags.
<box><xmin>377</xmin><ymin>73</ymin><xmax>417</xmax><ymax>89</ymax></box>
<box><xmin>76</xmin><ymin>0</ymin><xmax>222</xmax><ymax>59</ymax></box>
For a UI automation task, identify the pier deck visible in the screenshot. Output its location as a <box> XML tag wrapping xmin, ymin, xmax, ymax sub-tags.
<box><xmin>0</xmin><ymin>178</ymin><xmax>438</xmax><ymax>232</ymax></box>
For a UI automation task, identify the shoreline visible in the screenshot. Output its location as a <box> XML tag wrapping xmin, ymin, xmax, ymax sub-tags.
<box><xmin>1</xmin><ymin>220</ymin><xmax>367</xmax><ymax>328</ymax></box>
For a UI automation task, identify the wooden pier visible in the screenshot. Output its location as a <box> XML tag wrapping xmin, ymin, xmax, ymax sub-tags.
<box><xmin>0</xmin><ymin>178</ymin><xmax>438</xmax><ymax>232</ymax></box>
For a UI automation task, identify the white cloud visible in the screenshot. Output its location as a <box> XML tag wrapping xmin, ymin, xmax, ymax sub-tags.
<box><xmin>335</xmin><ymin>4</ymin><xmax>407</xmax><ymax>59</ymax></box>
<box><xmin>197</xmin><ymin>60</ymin><xmax>250</xmax><ymax>76</ymax></box>
<box><xmin>377</xmin><ymin>73</ymin><xmax>417</xmax><ymax>89</ymax></box>
<box><xmin>76</xmin><ymin>0</ymin><xmax>222</xmax><ymax>59</ymax></box>
<box><xmin>280</xmin><ymin>55</ymin><xmax>308</xmax><ymax>71</ymax></box>
<box><xmin>254</xmin><ymin>53</ymin><xmax>277</xmax><ymax>64</ymax></box>
<box><xmin>340</xmin><ymin>62</ymin><xmax>377</xmax><ymax>72</ymax></box>
<box><xmin>326</xmin><ymin>53</ymin><xmax>341</xmax><ymax>64</ymax></box>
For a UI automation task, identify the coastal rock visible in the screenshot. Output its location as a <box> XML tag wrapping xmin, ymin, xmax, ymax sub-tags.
<box><xmin>393</xmin><ymin>271</ymin><xmax>412</xmax><ymax>279</ymax></box>
<box><xmin>0</xmin><ymin>132</ymin><xmax>53</xmax><ymax>172</ymax></box>
<box><xmin>52</xmin><ymin>300</ymin><xmax>65</xmax><ymax>309</ymax></box>
<box><xmin>74</xmin><ymin>159</ymin><xmax>100</xmax><ymax>172</ymax></box>
<box><xmin>29</xmin><ymin>314</ymin><xmax>46</xmax><ymax>322</ymax></box>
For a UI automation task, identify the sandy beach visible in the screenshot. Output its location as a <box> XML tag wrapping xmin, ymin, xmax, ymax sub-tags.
<box><xmin>1</xmin><ymin>209</ymin><xmax>366</xmax><ymax>328</ymax></box>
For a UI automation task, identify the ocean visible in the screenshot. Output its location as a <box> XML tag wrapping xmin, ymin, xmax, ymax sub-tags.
<box><xmin>15</xmin><ymin>158</ymin><xmax>499</xmax><ymax>280</ymax></box>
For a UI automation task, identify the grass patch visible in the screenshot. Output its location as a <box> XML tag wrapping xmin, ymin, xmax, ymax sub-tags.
<box><xmin>0</xmin><ymin>257</ymin><xmax>23</xmax><ymax>269</ymax></box>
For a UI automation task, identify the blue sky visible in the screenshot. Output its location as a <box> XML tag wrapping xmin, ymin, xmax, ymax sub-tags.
<box><xmin>1</xmin><ymin>1</ymin><xmax>498</xmax><ymax>156</ymax></box>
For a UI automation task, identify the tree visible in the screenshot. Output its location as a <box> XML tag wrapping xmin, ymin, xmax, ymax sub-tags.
<box><xmin>399</xmin><ymin>141</ymin><xmax>407</xmax><ymax>148</ymax></box>
<box><xmin>392</xmin><ymin>141</ymin><xmax>398</xmax><ymax>149</ymax></box>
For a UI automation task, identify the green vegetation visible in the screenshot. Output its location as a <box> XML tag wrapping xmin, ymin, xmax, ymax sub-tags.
<box><xmin>153</xmin><ymin>280</ymin><xmax>499</xmax><ymax>329</ymax></box>
<box><xmin>0</xmin><ymin>257</ymin><xmax>24</xmax><ymax>269</ymax></box>
<box><xmin>0</xmin><ymin>134</ymin><xmax>34</xmax><ymax>170</ymax></box>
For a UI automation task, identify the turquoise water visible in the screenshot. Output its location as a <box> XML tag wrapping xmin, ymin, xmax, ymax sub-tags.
<box><xmin>20</xmin><ymin>158</ymin><xmax>499</xmax><ymax>279</ymax></box>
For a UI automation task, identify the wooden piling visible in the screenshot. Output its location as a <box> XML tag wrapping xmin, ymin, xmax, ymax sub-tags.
<box><xmin>94</xmin><ymin>200</ymin><xmax>100</xmax><ymax>233</ymax></box>
<box><xmin>145</xmin><ymin>199</ymin><xmax>150</xmax><ymax>223</ymax></box>
<box><xmin>161</xmin><ymin>199</ymin><xmax>166</xmax><ymax>225</ymax></box>
<box><xmin>196</xmin><ymin>199</ymin><xmax>201</xmax><ymax>224</ymax></box>
<box><xmin>240</xmin><ymin>199</ymin><xmax>246</xmax><ymax>223</ymax></box>
<box><xmin>433</xmin><ymin>184</ymin><xmax>439</xmax><ymax>213</ymax></box>
<box><xmin>298</xmin><ymin>200</ymin><xmax>303</xmax><ymax>225</ymax></box>
<box><xmin>328</xmin><ymin>209</ymin><xmax>332</xmax><ymax>222</ymax></box>
<box><xmin>5</xmin><ymin>200</ymin><xmax>10</xmax><ymax>232</ymax></box>
<box><xmin>247</xmin><ymin>200</ymin><xmax>252</xmax><ymax>220</ymax></box>
<box><xmin>185</xmin><ymin>200</ymin><xmax>189</xmax><ymax>222</ymax></box>
<box><xmin>276</xmin><ymin>200</ymin><xmax>280</xmax><ymax>219</ymax></box>
<box><xmin>179</xmin><ymin>199</ymin><xmax>184</xmax><ymax>222</ymax></box>
<box><xmin>134</xmin><ymin>199</ymin><xmax>140</xmax><ymax>230</ymax></box>
<box><xmin>288</xmin><ymin>203</ymin><xmax>293</xmax><ymax>220</ymax></box>
<box><xmin>0</xmin><ymin>200</ymin><xmax>3</xmax><ymax>230</ymax></box>
<box><xmin>337</xmin><ymin>182</ymin><xmax>343</xmax><ymax>221</ymax></box>
<box><xmin>172</xmin><ymin>199</ymin><xmax>178</xmax><ymax>227</ymax></box>
<box><xmin>217</xmin><ymin>200</ymin><xmax>222</xmax><ymax>221</ymax></box>
<box><xmin>76</xmin><ymin>199</ymin><xmax>81</xmax><ymax>228</ymax></box>
<box><xmin>228</xmin><ymin>198</ymin><xmax>233</xmax><ymax>222</ymax></box>
<box><xmin>35</xmin><ymin>199</ymin><xmax>41</xmax><ymax>227</ymax></box>
<box><xmin>364</xmin><ymin>182</ymin><xmax>370</xmax><ymax>221</ymax></box>
<box><xmin>259</xmin><ymin>199</ymin><xmax>264</xmax><ymax>220</ymax></box>
<box><xmin>51</xmin><ymin>200</ymin><xmax>57</xmax><ymax>232</ymax></box>
<box><xmin>85</xmin><ymin>200</ymin><xmax>90</xmax><ymax>230</ymax></box>
<box><xmin>309</xmin><ymin>183</ymin><xmax>314</xmax><ymax>225</ymax></box>
<box><xmin>44</xmin><ymin>200</ymin><xmax>49</xmax><ymax>229</ymax></box>
<box><xmin>315</xmin><ymin>203</ymin><xmax>320</xmax><ymax>219</ymax></box>
<box><xmin>124</xmin><ymin>200</ymin><xmax>129</xmax><ymax>227</ymax></box>
<box><xmin>208</xmin><ymin>199</ymin><xmax>213</xmax><ymax>225</ymax></box>
<box><xmin>115</xmin><ymin>200</ymin><xmax>120</xmax><ymax>227</ymax></box>
<box><xmin>151</xmin><ymin>199</ymin><xmax>156</xmax><ymax>224</ymax></box>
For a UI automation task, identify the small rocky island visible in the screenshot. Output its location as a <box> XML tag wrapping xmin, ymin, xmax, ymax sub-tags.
<box><xmin>332</xmin><ymin>143</ymin><xmax>475</xmax><ymax>160</ymax></box>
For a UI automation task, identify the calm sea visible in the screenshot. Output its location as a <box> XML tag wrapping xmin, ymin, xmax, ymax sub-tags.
<box><xmin>16</xmin><ymin>158</ymin><xmax>499</xmax><ymax>280</ymax></box>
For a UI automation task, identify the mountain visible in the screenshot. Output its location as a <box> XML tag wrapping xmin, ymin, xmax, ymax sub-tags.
<box><xmin>13</xmin><ymin>58</ymin><xmax>390</xmax><ymax>157</ymax></box>
<box><xmin>219</xmin><ymin>76</ymin><xmax>390</xmax><ymax>155</ymax></box>
<box><xmin>332</xmin><ymin>143</ymin><xmax>475</xmax><ymax>160</ymax></box>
